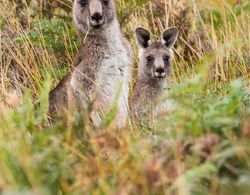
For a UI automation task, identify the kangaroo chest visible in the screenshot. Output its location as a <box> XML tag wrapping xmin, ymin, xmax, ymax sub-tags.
<box><xmin>70</xmin><ymin>35</ymin><xmax>131</xmax><ymax>109</ymax></box>
<box><xmin>134</xmin><ymin>84</ymin><xmax>168</xmax><ymax>117</ymax></box>
<box><xmin>96</xmin><ymin>42</ymin><xmax>131</xmax><ymax>101</ymax></box>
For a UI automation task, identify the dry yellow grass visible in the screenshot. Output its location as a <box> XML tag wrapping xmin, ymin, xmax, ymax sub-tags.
<box><xmin>0</xmin><ymin>0</ymin><xmax>249</xmax><ymax>194</ymax></box>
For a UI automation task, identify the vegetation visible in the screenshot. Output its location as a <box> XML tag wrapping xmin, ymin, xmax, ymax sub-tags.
<box><xmin>0</xmin><ymin>0</ymin><xmax>249</xmax><ymax>194</ymax></box>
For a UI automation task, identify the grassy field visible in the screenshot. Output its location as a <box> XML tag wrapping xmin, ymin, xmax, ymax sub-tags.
<box><xmin>0</xmin><ymin>0</ymin><xmax>250</xmax><ymax>194</ymax></box>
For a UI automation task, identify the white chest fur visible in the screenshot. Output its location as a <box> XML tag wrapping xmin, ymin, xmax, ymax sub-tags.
<box><xmin>96</xmin><ymin>21</ymin><xmax>132</xmax><ymax>106</ymax></box>
<box><xmin>96</xmin><ymin>38</ymin><xmax>131</xmax><ymax>111</ymax></box>
<box><xmin>99</xmin><ymin>45</ymin><xmax>130</xmax><ymax>93</ymax></box>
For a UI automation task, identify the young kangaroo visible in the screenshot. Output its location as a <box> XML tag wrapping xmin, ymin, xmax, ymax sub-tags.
<box><xmin>49</xmin><ymin>0</ymin><xmax>133</xmax><ymax>128</ymax></box>
<box><xmin>130</xmin><ymin>27</ymin><xmax>178</xmax><ymax>125</ymax></box>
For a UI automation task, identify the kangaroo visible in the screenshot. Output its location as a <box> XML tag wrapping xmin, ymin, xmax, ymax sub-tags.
<box><xmin>49</xmin><ymin>0</ymin><xmax>133</xmax><ymax>128</ymax></box>
<box><xmin>130</xmin><ymin>27</ymin><xmax>178</xmax><ymax>126</ymax></box>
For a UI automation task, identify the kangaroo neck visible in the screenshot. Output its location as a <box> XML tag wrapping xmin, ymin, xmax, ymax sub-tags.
<box><xmin>81</xmin><ymin>19</ymin><xmax>122</xmax><ymax>43</ymax></box>
<box><xmin>138</xmin><ymin>76</ymin><xmax>166</xmax><ymax>92</ymax></box>
<box><xmin>134</xmin><ymin>77</ymin><xmax>166</xmax><ymax>104</ymax></box>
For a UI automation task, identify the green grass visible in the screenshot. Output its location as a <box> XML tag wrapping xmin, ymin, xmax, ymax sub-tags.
<box><xmin>0</xmin><ymin>0</ymin><xmax>250</xmax><ymax>194</ymax></box>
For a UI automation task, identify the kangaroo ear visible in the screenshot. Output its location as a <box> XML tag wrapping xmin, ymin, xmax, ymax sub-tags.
<box><xmin>135</xmin><ymin>27</ymin><xmax>151</xmax><ymax>48</ymax></box>
<box><xmin>162</xmin><ymin>27</ymin><xmax>178</xmax><ymax>48</ymax></box>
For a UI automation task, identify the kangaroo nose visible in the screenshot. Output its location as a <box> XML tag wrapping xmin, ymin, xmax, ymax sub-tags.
<box><xmin>154</xmin><ymin>68</ymin><xmax>166</xmax><ymax>78</ymax></box>
<box><xmin>91</xmin><ymin>12</ymin><xmax>104</xmax><ymax>24</ymax></box>
<box><xmin>155</xmin><ymin>68</ymin><xmax>165</xmax><ymax>74</ymax></box>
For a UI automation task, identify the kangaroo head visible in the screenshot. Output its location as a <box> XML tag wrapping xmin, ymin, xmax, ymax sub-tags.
<box><xmin>135</xmin><ymin>27</ymin><xmax>178</xmax><ymax>80</ymax></box>
<box><xmin>73</xmin><ymin>0</ymin><xmax>116</xmax><ymax>31</ymax></box>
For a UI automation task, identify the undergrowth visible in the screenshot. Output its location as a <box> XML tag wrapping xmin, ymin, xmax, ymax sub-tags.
<box><xmin>0</xmin><ymin>0</ymin><xmax>249</xmax><ymax>194</ymax></box>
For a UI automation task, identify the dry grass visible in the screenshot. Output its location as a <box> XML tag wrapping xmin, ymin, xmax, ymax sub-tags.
<box><xmin>0</xmin><ymin>0</ymin><xmax>249</xmax><ymax>194</ymax></box>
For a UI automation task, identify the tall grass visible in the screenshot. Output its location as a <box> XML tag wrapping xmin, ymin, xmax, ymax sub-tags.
<box><xmin>0</xmin><ymin>0</ymin><xmax>250</xmax><ymax>194</ymax></box>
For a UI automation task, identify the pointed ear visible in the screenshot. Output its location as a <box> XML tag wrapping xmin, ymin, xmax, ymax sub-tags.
<box><xmin>135</xmin><ymin>27</ymin><xmax>151</xmax><ymax>48</ymax></box>
<box><xmin>162</xmin><ymin>27</ymin><xmax>178</xmax><ymax>48</ymax></box>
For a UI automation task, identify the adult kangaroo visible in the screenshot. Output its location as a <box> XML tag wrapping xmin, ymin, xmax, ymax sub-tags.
<box><xmin>49</xmin><ymin>0</ymin><xmax>133</xmax><ymax>128</ymax></box>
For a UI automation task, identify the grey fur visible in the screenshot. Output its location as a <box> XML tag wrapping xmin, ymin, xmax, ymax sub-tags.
<box><xmin>49</xmin><ymin>0</ymin><xmax>133</xmax><ymax>128</ymax></box>
<box><xmin>130</xmin><ymin>27</ymin><xmax>178</xmax><ymax>125</ymax></box>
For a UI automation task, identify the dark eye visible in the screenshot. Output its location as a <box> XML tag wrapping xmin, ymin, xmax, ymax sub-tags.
<box><xmin>163</xmin><ymin>55</ymin><xmax>170</xmax><ymax>62</ymax></box>
<box><xmin>79</xmin><ymin>0</ymin><xmax>87</xmax><ymax>7</ymax></box>
<box><xmin>103</xmin><ymin>0</ymin><xmax>110</xmax><ymax>6</ymax></box>
<box><xmin>146</xmin><ymin>55</ymin><xmax>154</xmax><ymax>63</ymax></box>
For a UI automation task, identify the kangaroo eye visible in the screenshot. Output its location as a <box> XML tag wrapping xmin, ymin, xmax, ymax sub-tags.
<box><xmin>79</xmin><ymin>0</ymin><xmax>87</xmax><ymax>7</ymax></box>
<box><xmin>146</xmin><ymin>56</ymin><xmax>154</xmax><ymax>63</ymax></box>
<box><xmin>164</xmin><ymin>55</ymin><xmax>170</xmax><ymax>62</ymax></box>
<box><xmin>103</xmin><ymin>0</ymin><xmax>110</xmax><ymax>6</ymax></box>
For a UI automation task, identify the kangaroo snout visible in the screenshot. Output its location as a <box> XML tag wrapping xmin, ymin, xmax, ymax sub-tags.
<box><xmin>90</xmin><ymin>12</ymin><xmax>104</xmax><ymax>27</ymax></box>
<box><xmin>154</xmin><ymin>67</ymin><xmax>166</xmax><ymax>78</ymax></box>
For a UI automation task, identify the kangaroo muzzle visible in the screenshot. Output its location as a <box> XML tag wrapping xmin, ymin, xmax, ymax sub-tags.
<box><xmin>90</xmin><ymin>12</ymin><xmax>104</xmax><ymax>27</ymax></box>
<box><xmin>154</xmin><ymin>67</ymin><xmax>166</xmax><ymax>78</ymax></box>
<box><xmin>89</xmin><ymin>0</ymin><xmax>104</xmax><ymax>27</ymax></box>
